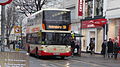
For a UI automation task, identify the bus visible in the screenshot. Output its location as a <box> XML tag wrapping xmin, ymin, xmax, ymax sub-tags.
<box><xmin>26</xmin><ymin>9</ymin><xmax>72</xmax><ymax>59</ymax></box>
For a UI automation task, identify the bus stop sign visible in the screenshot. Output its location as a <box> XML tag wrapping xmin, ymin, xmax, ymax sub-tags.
<box><xmin>0</xmin><ymin>0</ymin><xmax>12</xmax><ymax>5</ymax></box>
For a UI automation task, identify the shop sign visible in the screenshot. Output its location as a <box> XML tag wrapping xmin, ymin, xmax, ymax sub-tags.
<box><xmin>78</xmin><ymin>0</ymin><xmax>83</xmax><ymax>16</ymax></box>
<box><xmin>81</xmin><ymin>19</ymin><xmax>107</xmax><ymax>28</ymax></box>
<box><xmin>26</xmin><ymin>27</ymin><xmax>30</xmax><ymax>33</ymax></box>
<box><xmin>32</xmin><ymin>27</ymin><xmax>40</xmax><ymax>32</ymax></box>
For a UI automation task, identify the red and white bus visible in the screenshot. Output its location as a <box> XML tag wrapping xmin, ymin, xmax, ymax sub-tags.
<box><xmin>26</xmin><ymin>9</ymin><xmax>72</xmax><ymax>59</ymax></box>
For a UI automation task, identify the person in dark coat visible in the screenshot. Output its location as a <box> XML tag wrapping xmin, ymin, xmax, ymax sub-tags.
<box><xmin>74</xmin><ymin>40</ymin><xmax>80</xmax><ymax>55</ymax></box>
<box><xmin>107</xmin><ymin>38</ymin><xmax>113</xmax><ymax>58</ymax></box>
<box><xmin>89</xmin><ymin>40</ymin><xmax>95</xmax><ymax>55</ymax></box>
<box><xmin>70</xmin><ymin>39</ymin><xmax>75</xmax><ymax>55</ymax></box>
<box><xmin>113</xmin><ymin>37</ymin><xmax>119</xmax><ymax>59</ymax></box>
<box><xmin>101</xmin><ymin>40</ymin><xmax>107</xmax><ymax>57</ymax></box>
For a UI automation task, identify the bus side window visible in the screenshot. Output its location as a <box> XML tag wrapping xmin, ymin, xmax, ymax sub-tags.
<box><xmin>42</xmin><ymin>33</ymin><xmax>45</xmax><ymax>41</ymax></box>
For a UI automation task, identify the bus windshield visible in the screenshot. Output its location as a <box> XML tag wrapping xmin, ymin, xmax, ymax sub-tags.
<box><xmin>42</xmin><ymin>32</ymin><xmax>71</xmax><ymax>45</ymax></box>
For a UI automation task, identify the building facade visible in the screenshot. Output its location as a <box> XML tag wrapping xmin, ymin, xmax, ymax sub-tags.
<box><xmin>106</xmin><ymin>0</ymin><xmax>120</xmax><ymax>46</ymax></box>
<box><xmin>62</xmin><ymin>0</ymin><xmax>82</xmax><ymax>34</ymax></box>
<box><xmin>81</xmin><ymin>0</ymin><xmax>107</xmax><ymax>53</ymax></box>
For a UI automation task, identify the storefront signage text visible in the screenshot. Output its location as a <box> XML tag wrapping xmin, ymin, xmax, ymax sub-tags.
<box><xmin>48</xmin><ymin>25</ymin><xmax>67</xmax><ymax>29</ymax></box>
<box><xmin>78</xmin><ymin>0</ymin><xmax>83</xmax><ymax>16</ymax></box>
<box><xmin>81</xmin><ymin>19</ymin><xmax>107</xmax><ymax>28</ymax></box>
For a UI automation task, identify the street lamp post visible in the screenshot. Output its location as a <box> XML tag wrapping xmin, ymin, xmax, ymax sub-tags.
<box><xmin>1</xmin><ymin>6</ymin><xmax>6</xmax><ymax>52</ymax></box>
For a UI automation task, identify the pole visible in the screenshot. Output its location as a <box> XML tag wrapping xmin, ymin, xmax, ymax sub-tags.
<box><xmin>1</xmin><ymin>5</ymin><xmax>6</xmax><ymax>52</ymax></box>
<box><xmin>104</xmin><ymin>23</ymin><xmax>108</xmax><ymax>58</ymax></box>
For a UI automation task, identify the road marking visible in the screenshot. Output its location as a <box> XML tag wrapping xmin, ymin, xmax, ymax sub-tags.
<box><xmin>49</xmin><ymin>64</ymin><xmax>58</xmax><ymax>67</ymax></box>
<box><xmin>71</xmin><ymin>60</ymin><xmax>103</xmax><ymax>66</ymax></box>
<box><xmin>30</xmin><ymin>61</ymin><xmax>34</xmax><ymax>63</ymax></box>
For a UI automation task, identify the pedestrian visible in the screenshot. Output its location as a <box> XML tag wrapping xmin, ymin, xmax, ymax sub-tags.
<box><xmin>13</xmin><ymin>41</ymin><xmax>16</xmax><ymax>50</ymax></box>
<box><xmin>10</xmin><ymin>41</ymin><xmax>16</xmax><ymax>50</ymax></box>
<box><xmin>113</xmin><ymin>37</ymin><xmax>119</xmax><ymax>59</ymax></box>
<box><xmin>101</xmin><ymin>40</ymin><xmax>107</xmax><ymax>58</ymax></box>
<box><xmin>107</xmin><ymin>38</ymin><xmax>114</xmax><ymax>58</ymax></box>
<box><xmin>74</xmin><ymin>40</ymin><xmax>80</xmax><ymax>55</ymax></box>
<box><xmin>70</xmin><ymin>39</ymin><xmax>75</xmax><ymax>56</ymax></box>
<box><xmin>89</xmin><ymin>40</ymin><xmax>95</xmax><ymax>55</ymax></box>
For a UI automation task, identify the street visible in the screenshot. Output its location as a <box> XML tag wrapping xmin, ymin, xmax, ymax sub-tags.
<box><xmin>29</xmin><ymin>53</ymin><xmax>120</xmax><ymax>67</ymax></box>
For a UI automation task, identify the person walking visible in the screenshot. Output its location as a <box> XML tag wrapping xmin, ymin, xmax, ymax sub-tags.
<box><xmin>107</xmin><ymin>38</ymin><xmax>114</xmax><ymax>58</ymax></box>
<box><xmin>70</xmin><ymin>39</ymin><xmax>75</xmax><ymax>56</ymax></box>
<box><xmin>74</xmin><ymin>40</ymin><xmax>80</xmax><ymax>55</ymax></box>
<box><xmin>101</xmin><ymin>40</ymin><xmax>107</xmax><ymax>58</ymax></box>
<box><xmin>89</xmin><ymin>40</ymin><xmax>95</xmax><ymax>55</ymax></box>
<box><xmin>113</xmin><ymin>37</ymin><xmax>119</xmax><ymax>59</ymax></box>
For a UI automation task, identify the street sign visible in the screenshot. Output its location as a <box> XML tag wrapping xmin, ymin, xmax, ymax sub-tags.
<box><xmin>14</xmin><ymin>26</ymin><xmax>22</xmax><ymax>33</ymax></box>
<box><xmin>0</xmin><ymin>0</ymin><xmax>12</xmax><ymax>5</ymax></box>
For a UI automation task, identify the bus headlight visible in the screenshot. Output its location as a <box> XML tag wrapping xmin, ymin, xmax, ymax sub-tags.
<box><xmin>43</xmin><ymin>50</ymin><xmax>47</xmax><ymax>52</ymax></box>
<box><xmin>66</xmin><ymin>51</ymin><xmax>70</xmax><ymax>52</ymax></box>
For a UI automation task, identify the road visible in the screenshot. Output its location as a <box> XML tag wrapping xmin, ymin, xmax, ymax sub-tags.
<box><xmin>29</xmin><ymin>56</ymin><xmax>107</xmax><ymax>67</ymax></box>
<box><xmin>29</xmin><ymin>53</ymin><xmax>120</xmax><ymax>67</ymax></box>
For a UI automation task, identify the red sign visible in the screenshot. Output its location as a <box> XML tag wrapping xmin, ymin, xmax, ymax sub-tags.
<box><xmin>78</xmin><ymin>0</ymin><xmax>83</xmax><ymax>16</ymax></box>
<box><xmin>81</xmin><ymin>19</ymin><xmax>107</xmax><ymax>28</ymax></box>
<box><xmin>119</xmin><ymin>23</ymin><xmax>120</xmax><ymax>46</ymax></box>
<box><xmin>0</xmin><ymin>0</ymin><xmax>12</xmax><ymax>5</ymax></box>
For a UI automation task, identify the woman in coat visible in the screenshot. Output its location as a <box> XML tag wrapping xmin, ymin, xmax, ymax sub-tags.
<box><xmin>101</xmin><ymin>40</ymin><xmax>107</xmax><ymax>57</ymax></box>
<box><xmin>107</xmin><ymin>38</ymin><xmax>113</xmax><ymax>58</ymax></box>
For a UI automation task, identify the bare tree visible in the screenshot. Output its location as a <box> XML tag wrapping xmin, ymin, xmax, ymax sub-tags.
<box><xmin>12</xmin><ymin>0</ymin><xmax>48</xmax><ymax>16</ymax></box>
<box><xmin>12</xmin><ymin>0</ymin><xmax>63</xmax><ymax>16</ymax></box>
<box><xmin>5</xmin><ymin>5</ymin><xmax>19</xmax><ymax>48</ymax></box>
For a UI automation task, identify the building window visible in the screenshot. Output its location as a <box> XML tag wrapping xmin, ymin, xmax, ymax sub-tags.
<box><xmin>94</xmin><ymin>0</ymin><xmax>103</xmax><ymax>16</ymax></box>
<box><xmin>85</xmin><ymin>0</ymin><xmax>103</xmax><ymax>17</ymax></box>
<box><xmin>85</xmin><ymin>0</ymin><xmax>93</xmax><ymax>17</ymax></box>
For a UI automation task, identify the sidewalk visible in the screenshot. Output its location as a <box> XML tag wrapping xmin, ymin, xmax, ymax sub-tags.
<box><xmin>0</xmin><ymin>46</ymin><xmax>27</xmax><ymax>54</ymax></box>
<box><xmin>72</xmin><ymin>53</ymin><xmax>120</xmax><ymax>67</ymax></box>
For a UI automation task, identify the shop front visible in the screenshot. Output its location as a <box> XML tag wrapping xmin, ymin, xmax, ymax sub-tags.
<box><xmin>107</xmin><ymin>19</ymin><xmax>120</xmax><ymax>46</ymax></box>
<box><xmin>81</xmin><ymin>18</ymin><xmax>107</xmax><ymax>53</ymax></box>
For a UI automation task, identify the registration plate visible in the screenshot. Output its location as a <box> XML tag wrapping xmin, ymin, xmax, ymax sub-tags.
<box><xmin>54</xmin><ymin>53</ymin><xmax>60</xmax><ymax>55</ymax></box>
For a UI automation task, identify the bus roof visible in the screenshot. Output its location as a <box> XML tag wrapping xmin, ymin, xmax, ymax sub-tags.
<box><xmin>29</xmin><ymin>9</ymin><xmax>70</xmax><ymax>17</ymax></box>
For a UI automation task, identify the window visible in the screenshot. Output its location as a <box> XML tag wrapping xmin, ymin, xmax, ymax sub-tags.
<box><xmin>26</xmin><ymin>33</ymin><xmax>41</xmax><ymax>44</ymax></box>
<box><xmin>85</xmin><ymin>0</ymin><xmax>103</xmax><ymax>17</ymax></box>
<box><xmin>42</xmin><ymin>32</ymin><xmax>71</xmax><ymax>45</ymax></box>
